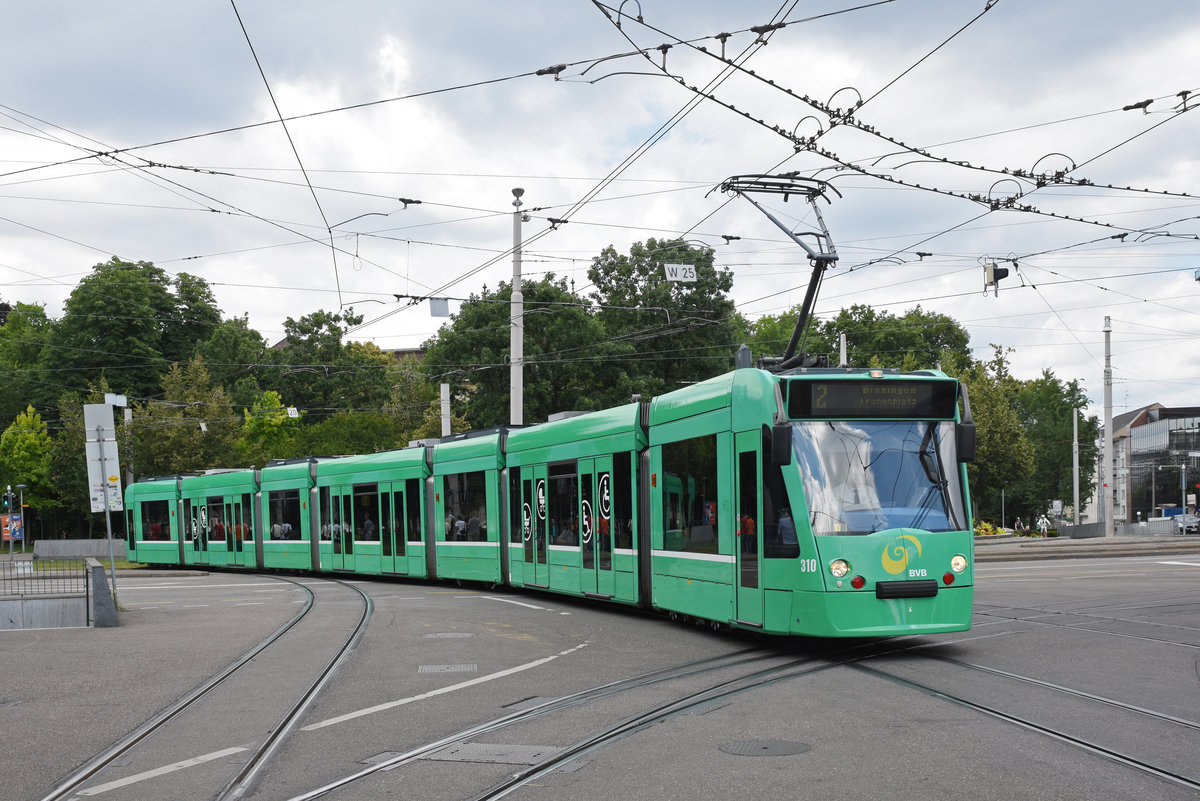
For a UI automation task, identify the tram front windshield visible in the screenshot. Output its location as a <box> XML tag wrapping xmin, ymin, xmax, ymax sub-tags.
<box><xmin>791</xmin><ymin>419</ymin><xmax>967</xmax><ymax>535</ymax></box>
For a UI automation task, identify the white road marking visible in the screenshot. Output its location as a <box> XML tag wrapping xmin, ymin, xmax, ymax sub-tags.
<box><xmin>74</xmin><ymin>747</ymin><xmax>247</xmax><ymax>795</ymax></box>
<box><xmin>302</xmin><ymin>641</ymin><xmax>590</xmax><ymax>731</ymax></box>
<box><xmin>480</xmin><ymin>596</ymin><xmax>549</xmax><ymax>610</ymax></box>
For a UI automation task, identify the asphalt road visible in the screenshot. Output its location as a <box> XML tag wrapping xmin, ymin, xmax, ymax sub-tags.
<box><xmin>3</xmin><ymin>547</ymin><xmax>1199</xmax><ymax>801</ymax></box>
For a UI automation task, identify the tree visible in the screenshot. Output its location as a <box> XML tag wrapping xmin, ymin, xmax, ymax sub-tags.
<box><xmin>421</xmin><ymin>276</ymin><xmax>623</xmax><ymax>429</ymax></box>
<box><xmin>265</xmin><ymin>308</ymin><xmax>393</xmax><ymax>419</ymax></box>
<box><xmin>588</xmin><ymin>239</ymin><xmax>744</xmax><ymax>398</ymax></box>
<box><xmin>944</xmin><ymin>348</ymin><xmax>1036</xmax><ymax>525</ymax></box>
<box><xmin>40</xmin><ymin>258</ymin><xmax>222</xmax><ymax>401</ymax></box>
<box><xmin>0</xmin><ymin>302</ymin><xmax>55</xmax><ymax>426</ymax></box>
<box><xmin>290</xmin><ymin>412</ymin><xmax>403</xmax><ymax>457</ymax></box>
<box><xmin>238</xmin><ymin>390</ymin><xmax>301</xmax><ymax>465</ymax></box>
<box><xmin>45</xmin><ymin>384</ymin><xmax>123</xmax><ymax>537</ymax></box>
<box><xmin>748</xmin><ymin>303</ymin><xmax>971</xmax><ymax>370</ymax></box>
<box><xmin>0</xmin><ymin>405</ymin><xmax>56</xmax><ymax>516</ymax></box>
<box><xmin>134</xmin><ymin>358</ymin><xmax>239</xmax><ymax>476</ymax></box>
<box><xmin>194</xmin><ymin>315</ymin><xmax>269</xmax><ymax>412</ymax></box>
<box><xmin>385</xmin><ymin>355</ymin><xmax>439</xmax><ymax>438</ymax></box>
<box><xmin>1006</xmin><ymin>370</ymin><xmax>1099</xmax><ymax>524</ymax></box>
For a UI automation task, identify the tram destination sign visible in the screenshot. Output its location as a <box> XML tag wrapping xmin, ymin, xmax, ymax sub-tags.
<box><xmin>787</xmin><ymin>379</ymin><xmax>958</xmax><ymax>420</ymax></box>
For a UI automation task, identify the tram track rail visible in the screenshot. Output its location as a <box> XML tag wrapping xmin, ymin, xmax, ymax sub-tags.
<box><xmin>849</xmin><ymin>661</ymin><xmax>1200</xmax><ymax>794</ymax></box>
<box><xmin>39</xmin><ymin>576</ymin><xmax>372</xmax><ymax>801</ymax></box>
<box><xmin>283</xmin><ymin>635</ymin><xmax>920</xmax><ymax>801</ymax></box>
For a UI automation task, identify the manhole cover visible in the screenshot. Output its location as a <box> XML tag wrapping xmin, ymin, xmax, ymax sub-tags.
<box><xmin>719</xmin><ymin>740</ymin><xmax>812</xmax><ymax>757</ymax></box>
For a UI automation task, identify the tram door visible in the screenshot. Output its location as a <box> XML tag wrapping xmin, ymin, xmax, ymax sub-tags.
<box><xmin>735</xmin><ymin>432</ymin><xmax>764</xmax><ymax>628</ymax></box>
<box><xmin>188</xmin><ymin>499</ymin><xmax>209</xmax><ymax>565</ymax></box>
<box><xmin>579</xmin><ymin>457</ymin><xmax>615</xmax><ymax>598</ymax></box>
<box><xmin>330</xmin><ymin>488</ymin><xmax>354</xmax><ymax>571</ymax></box>
<box><xmin>382</xmin><ymin>483</ymin><xmax>408</xmax><ymax>575</ymax></box>
<box><xmin>522</xmin><ymin>465</ymin><xmax>549</xmax><ymax>587</ymax></box>
<box><xmin>225</xmin><ymin>496</ymin><xmax>244</xmax><ymax>567</ymax></box>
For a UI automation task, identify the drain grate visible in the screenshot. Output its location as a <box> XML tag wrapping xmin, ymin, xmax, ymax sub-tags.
<box><xmin>418</xmin><ymin>664</ymin><xmax>478</xmax><ymax>673</ymax></box>
<box><xmin>719</xmin><ymin>740</ymin><xmax>812</xmax><ymax>757</ymax></box>
<box><xmin>425</xmin><ymin>742</ymin><xmax>565</xmax><ymax>765</ymax></box>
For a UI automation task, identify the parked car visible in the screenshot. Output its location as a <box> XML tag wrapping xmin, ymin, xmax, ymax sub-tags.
<box><xmin>1176</xmin><ymin>514</ymin><xmax>1199</xmax><ymax>534</ymax></box>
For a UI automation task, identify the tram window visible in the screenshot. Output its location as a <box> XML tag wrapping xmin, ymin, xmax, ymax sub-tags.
<box><xmin>737</xmin><ymin>450</ymin><xmax>759</xmax><ymax>588</ymax></box>
<box><xmin>613</xmin><ymin>453</ymin><xmax>633</xmax><ymax>550</ymax></box>
<box><xmin>268</xmin><ymin>489</ymin><xmax>303</xmax><ymax>540</ymax></box>
<box><xmin>597</xmin><ymin>470</ymin><xmax>612</xmax><ymax>569</ymax></box>
<box><xmin>206</xmin><ymin>496</ymin><xmax>226</xmax><ymax>542</ymax></box>
<box><xmin>183</xmin><ymin>499</ymin><xmax>195</xmax><ymax>540</ymax></box>
<box><xmin>140</xmin><ymin>499</ymin><xmax>171</xmax><ymax>541</ymax></box>
<box><xmin>581</xmin><ymin>471</ymin><xmax>594</xmax><ymax>568</ymax></box>
<box><xmin>763</xmin><ymin>427</ymin><xmax>799</xmax><ymax>559</ymax></box>
<box><xmin>318</xmin><ymin>487</ymin><xmax>332</xmax><ymax>540</ymax></box>
<box><xmin>240</xmin><ymin>494</ymin><xmax>253</xmax><ymax>546</ymax></box>
<box><xmin>509</xmin><ymin>468</ymin><xmax>523</xmax><ymax>544</ymax></box>
<box><xmin>354</xmin><ymin>484</ymin><xmax>379</xmax><ymax>541</ymax></box>
<box><xmin>548</xmin><ymin>461</ymin><xmax>578</xmax><ymax>546</ymax></box>
<box><xmin>406</xmin><ymin>478</ymin><xmax>422</xmax><ymax>542</ymax></box>
<box><xmin>660</xmin><ymin>435</ymin><xmax>719</xmax><ymax>554</ymax></box>
<box><xmin>444</xmin><ymin>470</ymin><xmax>488</xmax><ymax>541</ymax></box>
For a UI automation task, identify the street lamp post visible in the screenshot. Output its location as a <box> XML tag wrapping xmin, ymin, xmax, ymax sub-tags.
<box><xmin>510</xmin><ymin>187</ymin><xmax>525</xmax><ymax>427</ymax></box>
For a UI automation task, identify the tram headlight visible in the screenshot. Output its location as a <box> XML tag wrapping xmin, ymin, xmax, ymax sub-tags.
<box><xmin>830</xmin><ymin>559</ymin><xmax>850</xmax><ymax>578</ymax></box>
<box><xmin>950</xmin><ymin>554</ymin><xmax>968</xmax><ymax>573</ymax></box>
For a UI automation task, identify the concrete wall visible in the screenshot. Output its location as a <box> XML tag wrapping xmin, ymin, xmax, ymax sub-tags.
<box><xmin>33</xmin><ymin>539</ymin><xmax>126</xmax><ymax>560</ymax></box>
<box><xmin>0</xmin><ymin>596</ymin><xmax>88</xmax><ymax>630</ymax></box>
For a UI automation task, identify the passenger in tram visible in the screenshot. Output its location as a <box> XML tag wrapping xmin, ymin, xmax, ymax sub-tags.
<box><xmin>362</xmin><ymin>514</ymin><xmax>377</xmax><ymax>540</ymax></box>
<box><xmin>778</xmin><ymin>509</ymin><xmax>799</xmax><ymax>557</ymax></box>
<box><xmin>467</xmin><ymin>516</ymin><xmax>481</xmax><ymax>540</ymax></box>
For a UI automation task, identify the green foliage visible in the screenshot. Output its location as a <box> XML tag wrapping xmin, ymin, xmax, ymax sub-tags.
<box><xmin>194</xmin><ymin>315</ymin><xmax>268</xmax><ymax>411</ymax></box>
<box><xmin>39</xmin><ymin>258</ymin><xmax>221</xmax><ymax>401</ymax></box>
<box><xmin>973</xmin><ymin>520</ymin><xmax>997</xmax><ymax>536</ymax></box>
<box><xmin>263</xmin><ymin>308</ymin><xmax>394</xmax><ymax>418</ymax></box>
<box><xmin>747</xmin><ymin>303</ymin><xmax>971</xmax><ymax>369</ymax></box>
<box><xmin>588</xmin><ymin>238</ymin><xmax>743</xmax><ymax>399</ymax></box>
<box><xmin>238</xmin><ymin>390</ymin><xmax>301</xmax><ymax>465</ymax></box>
<box><xmin>290</xmin><ymin>412</ymin><xmax>403</xmax><ymax>457</ymax></box>
<box><xmin>134</xmin><ymin>358</ymin><xmax>240</xmax><ymax>475</ymax></box>
<box><xmin>0</xmin><ymin>303</ymin><xmax>53</xmax><ymax>422</ymax></box>
<box><xmin>0</xmin><ymin>405</ymin><xmax>55</xmax><ymax>512</ymax></box>
<box><xmin>421</xmin><ymin>275</ymin><xmax>624</xmax><ymax>429</ymax></box>
<box><xmin>945</xmin><ymin>347</ymin><xmax>1036</xmax><ymax>523</ymax></box>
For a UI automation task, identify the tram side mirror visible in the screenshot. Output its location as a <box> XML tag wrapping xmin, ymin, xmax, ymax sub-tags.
<box><xmin>771</xmin><ymin>423</ymin><xmax>792</xmax><ymax>466</ymax></box>
<box><xmin>956</xmin><ymin>421</ymin><xmax>976</xmax><ymax>463</ymax></box>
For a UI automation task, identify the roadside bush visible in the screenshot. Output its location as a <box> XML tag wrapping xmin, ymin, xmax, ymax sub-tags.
<box><xmin>974</xmin><ymin>520</ymin><xmax>998</xmax><ymax>536</ymax></box>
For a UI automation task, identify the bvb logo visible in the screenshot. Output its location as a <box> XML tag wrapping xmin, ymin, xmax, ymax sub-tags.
<box><xmin>881</xmin><ymin>534</ymin><xmax>922</xmax><ymax>575</ymax></box>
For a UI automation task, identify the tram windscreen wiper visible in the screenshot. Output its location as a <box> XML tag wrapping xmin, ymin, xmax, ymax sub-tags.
<box><xmin>910</xmin><ymin>422</ymin><xmax>952</xmax><ymax>531</ymax></box>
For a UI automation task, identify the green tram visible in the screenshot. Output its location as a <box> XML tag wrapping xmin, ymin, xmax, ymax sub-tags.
<box><xmin>125</xmin><ymin>366</ymin><xmax>975</xmax><ymax>637</ymax></box>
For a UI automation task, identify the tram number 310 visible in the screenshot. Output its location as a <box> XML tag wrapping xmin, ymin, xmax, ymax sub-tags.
<box><xmin>798</xmin><ymin>558</ymin><xmax>819</xmax><ymax>573</ymax></box>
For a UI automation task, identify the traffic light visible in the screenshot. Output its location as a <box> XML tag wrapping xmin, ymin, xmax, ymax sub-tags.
<box><xmin>984</xmin><ymin>262</ymin><xmax>1009</xmax><ymax>295</ymax></box>
<box><xmin>2</xmin><ymin>493</ymin><xmax>8</xmax><ymax>511</ymax></box>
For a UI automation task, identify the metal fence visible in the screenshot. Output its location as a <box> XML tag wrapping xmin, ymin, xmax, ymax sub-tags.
<box><xmin>0</xmin><ymin>559</ymin><xmax>90</xmax><ymax>598</ymax></box>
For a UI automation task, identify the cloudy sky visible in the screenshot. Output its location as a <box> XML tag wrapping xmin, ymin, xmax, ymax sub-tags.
<box><xmin>2</xmin><ymin>0</ymin><xmax>1198</xmax><ymax>417</ymax></box>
